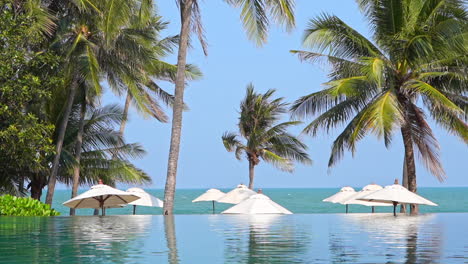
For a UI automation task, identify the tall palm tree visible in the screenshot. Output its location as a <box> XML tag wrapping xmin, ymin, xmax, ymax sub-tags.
<box><xmin>45</xmin><ymin>0</ymin><xmax>186</xmax><ymax>205</ymax></box>
<box><xmin>290</xmin><ymin>0</ymin><xmax>467</xmax><ymax>214</ymax></box>
<box><xmin>164</xmin><ymin>0</ymin><xmax>296</xmax><ymax>215</ymax></box>
<box><xmin>222</xmin><ymin>84</ymin><xmax>311</xmax><ymax>189</ymax></box>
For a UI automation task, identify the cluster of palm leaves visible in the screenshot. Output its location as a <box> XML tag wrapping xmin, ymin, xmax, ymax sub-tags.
<box><xmin>2</xmin><ymin>0</ymin><xmax>200</xmax><ymax>208</ymax></box>
<box><xmin>291</xmin><ymin>0</ymin><xmax>467</xmax><ymax>213</ymax></box>
<box><xmin>43</xmin><ymin>0</ymin><xmax>204</xmax><ymax>207</ymax></box>
<box><xmin>222</xmin><ymin>84</ymin><xmax>311</xmax><ymax>189</ymax></box>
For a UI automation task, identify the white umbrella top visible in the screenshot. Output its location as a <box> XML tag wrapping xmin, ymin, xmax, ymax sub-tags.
<box><xmin>322</xmin><ymin>186</ymin><xmax>356</xmax><ymax>204</ymax></box>
<box><xmin>217</xmin><ymin>184</ymin><xmax>257</xmax><ymax>204</ymax></box>
<box><xmin>63</xmin><ymin>183</ymin><xmax>139</xmax><ymax>209</ymax></box>
<box><xmin>221</xmin><ymin>194</ymin><xmax>292</xmax><ymax>215</ymax></box>
<box><xmin>341</xmin><ymin>184</ymin><xmax>392</xmax><ymax>206</ymax></box>
<box><xmin>358</xmin><ymin>182</ymin><xmax>438</xmax><ymax>206</ymax></box>
<box><xmin>192</xmin><ymin>188</ymin><xmax>225</xmax><ymax>203</ymax></box>
<box><xmin>127</xmin><ymin>187</ymin><xmax>164</xmax><ymax>208</ymax></box>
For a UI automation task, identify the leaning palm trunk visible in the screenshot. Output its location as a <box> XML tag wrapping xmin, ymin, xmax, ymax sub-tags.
<box><xmin>248</xmin><ymin>160</ymin><xmax>255</xmax><ymax>190</ymax></box>
<box><xmin>119</xmin><ymin>92</ymin><xmax>132</xmax><ymax>137</ymax></box>
<box><xmin>46</xmin><ymin>79</ymin><xmax>78</xmax><ymax>205</ymax></box>
<box><xmin>163</xmin><ymin>0</ymin><xmax>193</xmax><ymax>215</ymax></box>
<box><xmin>400</xmin><ymin>157</ymin><xmax>408</xmax><ymax>213</ymax></box>
<box><xmin>401</xmin><ymin>125</ymin><xmax>419</xmax><ymax>215</ymax></box>
<box><xmin>70</xmin><ymin>100</ymin><xmax>86</xmax><ymax>215</ymax></box>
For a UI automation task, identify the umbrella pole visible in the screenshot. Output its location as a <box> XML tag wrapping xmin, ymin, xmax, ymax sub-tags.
<box><xmin>372</xmin><ymin>206</ymin><xmax>375</xmax><ymax>213</ymax></box>
<box><xmin>133</xmin><ymin>205</ymin><xmax>136</xmax><ymax>215</ymax></box>
<box><xmin>393</xmin><ymin>201</ymin><xmax>397</xmax><ymax>216</ymax></box>
<box><xmin>346</xmin><ymin>204</ymin><xmax>348</xmax><ymax>214</ymax></box>
<box><xmin>212</xmin><ymin>200</ymin><xmax>215</xmax><ymax>214</ymax></box>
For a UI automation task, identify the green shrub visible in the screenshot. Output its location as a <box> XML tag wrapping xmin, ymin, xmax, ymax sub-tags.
<box><xmin>0</xmin><ymin>195</ymin><xmax>60</xmax><ymax>216</ymax></box>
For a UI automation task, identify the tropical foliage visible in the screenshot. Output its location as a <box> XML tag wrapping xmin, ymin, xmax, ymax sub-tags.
<box><xmin>291</xmin><ymin>0</ymin><xmax>467</xmax><ymax>213</ymax></box>
<box><xmin>0</xmin><ymin>0</ymin><xmax>182</xmax><ymax>209</ymax></box>
<box><xmin>222</xmin><ymin>84</ymin><xmax>311</xmax><ymax>189</ymax></box>
<box><xmin>0</xmin><ymin>195</ymin><xmax>60</xmax><ymax>216</ymax></box>
<box><xmin>0</xmin><ymin>0</ymin><xmax>60</xmax><ymax>196</ymax></box>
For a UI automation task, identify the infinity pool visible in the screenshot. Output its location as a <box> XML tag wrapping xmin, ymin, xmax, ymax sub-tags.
<box><xmin>0</xmin><ymin>213</ymin><xmax>467</xmax><ymax>263</ymax></box>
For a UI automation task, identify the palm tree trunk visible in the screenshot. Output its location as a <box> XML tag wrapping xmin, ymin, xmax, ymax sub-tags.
<box><xmin>163</xmin><ymin>0</ymin><xmax>193</xmax><ymax>215</ymax></box>
<box><xmin>45</xmin><ymin>79</ymin><xmax>78</xmax><ymax>205</ymax></box>
<box><xmin>400</xmin><ymin>157</ymin><xmax>408</xmax><ymax>213</ymax></box>
<box><xmin>29</xmin><ymin>173</ymin><xmax>45</xmax><ymax>200</ymax></box>
<box><xmin>401</xmin><ymin>125</ymin><xmax>419</xmax><ymax>215</ymax></box>
<box><xmin>119</xmin><ymin>91</ymin><xmax>132</xmax><ymax>137</ymax></box>
<box><xmin>70</xmin><ymin>99</ymin><xmax>86</xmax><ymax>216</ymax></box>
<box><xmin>248</xmin><ymin>160</ymin><xmax>255</xmax><ymax>190</ymax></box>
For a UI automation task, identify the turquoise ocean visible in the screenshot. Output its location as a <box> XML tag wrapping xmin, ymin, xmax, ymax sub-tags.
<box><xmin>49</xmin><ymin>187</ymin><xmax>468</xmax><ymax>215</ymax></box>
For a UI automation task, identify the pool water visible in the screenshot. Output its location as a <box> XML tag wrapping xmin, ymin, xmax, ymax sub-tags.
<box><xmin>0</xmin><ymin>213</ymin><xmax>467</xmax><ymax>263</ymax></box>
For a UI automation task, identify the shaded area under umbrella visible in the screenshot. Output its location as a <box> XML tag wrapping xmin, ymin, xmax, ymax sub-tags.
<box><xmin>127</xmin><ymin>187</ymin><xmax>164</xmax><ymax>215</ymax></box>
<box><xmin>63</xmin><ymin>180</ymin><xmax>139</xmax><ymax>216</ymax></box>
<box><xmin>341</xmin><ymin>184</ymin><xmax>393</xmax><ymax>213</ymax></box>
<box><xmin>192</xmin><ymin>188</ymin><xmax>225</xmax><ymax>214</ymax></box>
<box><xmin>358</xmin><ymin>179</ymin><xmax>437</xmax><ymax>216</ymax></box>
<box><xmin>322</xmin><ymin>186</ymin><xmax>356</xmax><ymax>213</ymax></box>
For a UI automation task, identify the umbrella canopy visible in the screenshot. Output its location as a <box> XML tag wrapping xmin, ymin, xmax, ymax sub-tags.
<box><xmin>217</xmin><ymin>184</ymin><xmax>256</xmax><ymax>204</ymax></box>
<box><xmin>127</xmin><ymin>188</ymin><xmax>164</xmax><ymax>207</ymax></box>
<box><xmin>358</xmin><ymin>180</ymin><xmax>437</xmax><ymax>216</ymax></box>
<box><xmin>192</xmin><ymin>188</ymin><xmax>225</xmax><ymax>202</ymax></box>
<box><xmin>221</xmin><ymin>194</ymin><xmax>292</xmax><ymax>215</ymax></box>
<box><xmin>63</xmin><ymin>181</ymin><xmax>139</xmax><ymax>215</ymax></box>
<box><xmin>322</xmin><ymin>186</ymin><xmax>356</xmax><ymax>203</ymax></box>
<box><xmin>126</xmin><ymin>187</ymin><xmax>163</xmax><ymax>215</ymax></box>
<box><xmin>192</xmin><ymin>188</ymin><xmax>226</xmax><ymax>214</ymax></box>
<box><xmin>342</xmin><ymin>184</ymin><xmax>393</xmax><ymax>207</ymax></box>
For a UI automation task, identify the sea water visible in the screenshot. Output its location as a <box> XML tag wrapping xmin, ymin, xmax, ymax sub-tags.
<box><xmin>49</xmin><ymin>187</ymin><xmax>468</xmax><ymax>215</ymax></box>
<box><xmin>0</xmin><ymin>213</ymin><xmax>467</xmax><ymax>263</ymax></box>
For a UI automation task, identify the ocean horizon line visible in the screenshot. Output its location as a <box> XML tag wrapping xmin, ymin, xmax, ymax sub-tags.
<box><xmin>55</xmin><ymin>186</ymin><xmax>468</xmax><ymax>191</ymax></box>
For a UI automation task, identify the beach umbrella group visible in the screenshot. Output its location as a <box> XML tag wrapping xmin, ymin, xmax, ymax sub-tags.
<box><xmin>63</xmin><ymin>180</ymin><xmax>140</xmax><ymax>216</ymax></box>
<box><xmin>192</xmin><ymin>185</ymin><xmax>291</xmax><ymax>215</ymax></box>
<box><xmin>323</xmin><ymin>180</ymin><xmax>437</xmax><ymax>216</ymax></box>
<box><xmin>358</xmin><ymin>180</ymin><xmax>437</xmax><ymax>216</ymax></box>
<box><xmin>63</xmin><ymin>180</ymin><xmax>164</xmax><ymax>216</ymax></box>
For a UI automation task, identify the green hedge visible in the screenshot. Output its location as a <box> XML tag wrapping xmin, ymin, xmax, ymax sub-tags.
<box><xmin>0</xmin><ymin>195</ymin><xmax>60</xmax><ymax>216</ymax></box>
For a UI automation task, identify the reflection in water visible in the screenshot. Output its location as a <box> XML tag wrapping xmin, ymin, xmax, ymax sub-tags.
<box><xmin>333</xmin><ymin>214</ymin><xmax>443</xmax><ymax>263</ymax></box>
<box><xmin>219</xmin><ymin>215</ymin><xmax>311</xmax><ymax>264</ymax></box>
<box><xmin>0</xmin><ymin>216</ymin><xmax>152</xmax><ymax>264</ymax></box>
<box><xmin>1</xmin><ymin>214</ymin><xmax>466</xmax><ymax>263</ymax></box>
<box><xmin>164</xmin><ymin>215</ymin><xmax>180</xmax><ymax>264</ymax></box>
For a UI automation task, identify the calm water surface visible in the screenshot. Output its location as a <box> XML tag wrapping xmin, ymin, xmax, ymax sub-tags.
<box><xmin>0</xmin><ymin>213</ymin><xmax>467</xmax><ymax>263</ymax></box>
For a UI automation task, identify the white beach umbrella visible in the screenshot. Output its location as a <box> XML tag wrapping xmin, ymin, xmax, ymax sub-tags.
<box><xmin>341</xmin><ymin>184</ymin><xmax>393</xmax><ymax>213</ymax></box>
<box><xmin>192</xmin><ymin>188</ymin><xmax>225</xmax><ymax>213</ymax></box>
<box><xmin>217</xmin><ymin>184</ymin><xmax>256</xmax><ymax>204</ymax></box>
<box><xmin>358</xmin><ymin>180</ymin><xmax>438</xmax><ymax>216</ymax></box>
<box><xmin>63</xmin><ymin>180</ymin><xmax>139</xmax><ymax>216</ymax></box>
<box><xmin>221</xmin><ymin>193</ymin><xmax>292</xmax><ymax>215</ymax></box>
<box><xmin>127</xmin><ymin>188</ymin><xmax>164</xmax><ymax>215</ymax></box>
<box><xmin>322</xmin><ymin>186</ymin><xmax>356</xmax><ymax>213</ymax></box>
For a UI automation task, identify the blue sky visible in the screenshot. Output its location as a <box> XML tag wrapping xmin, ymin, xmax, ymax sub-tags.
<box><xmin>103</xmin><ymin>1</ymin><xmax>467</xmax><ymax>189</ymax></box>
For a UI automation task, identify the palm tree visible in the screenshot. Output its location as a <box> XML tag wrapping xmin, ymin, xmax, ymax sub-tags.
<box><xmin>290</xmin><ymin>0</ymin><xmax>467</xmax><ymax>214</ymax></box>
<box><xmin>222</xmin><ymin>84</ymin><xmax>311</xmax><ymax>189</ymax></box>
<box><xmin>58</xmin><ymin>104</ymin><xmax>151</xmax><ymax>187</ymax></box>
<box><xmin>164</xmin><ymin>0</ymin><xmax>296</xmax><ymax>215</ymax></box>
<box><xmin>45</xmin><ymin>0</ymin><xmax>186</xmax><ymax>205</ymax></box>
